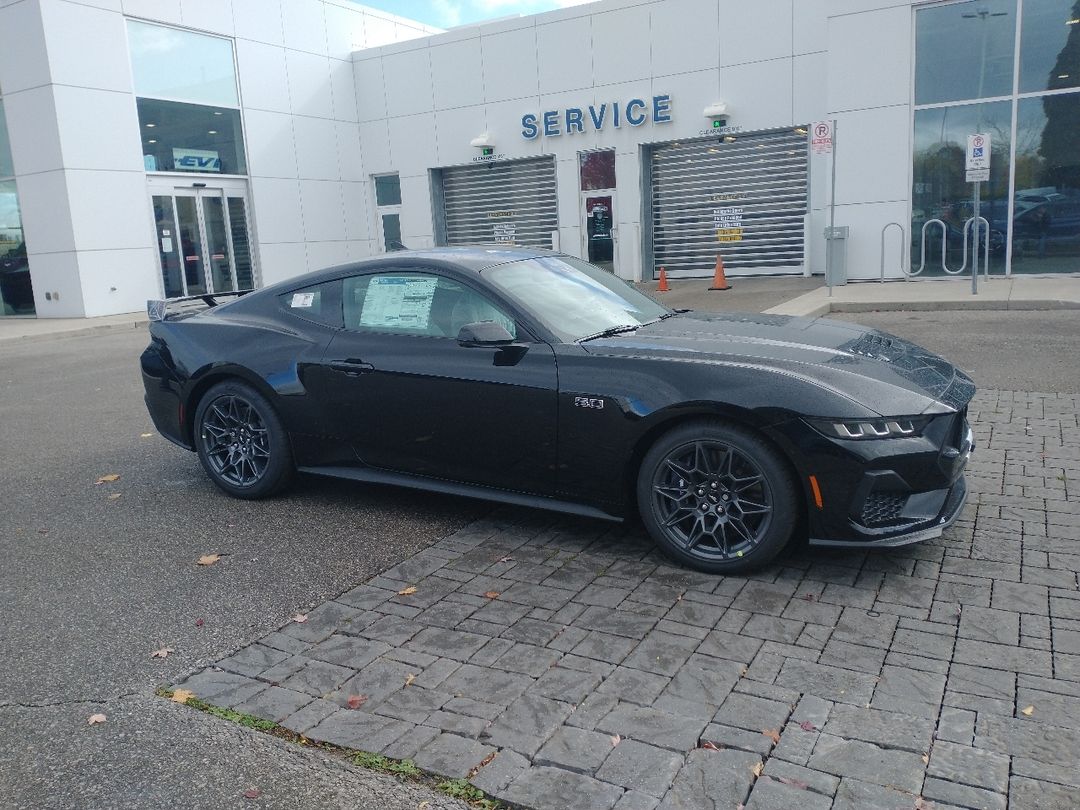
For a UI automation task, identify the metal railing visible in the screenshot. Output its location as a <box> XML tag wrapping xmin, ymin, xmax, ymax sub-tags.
<box><xmin>879</xmin><ymin>222</ymin><xmax>906</xmax><ymax>282</ymax></box>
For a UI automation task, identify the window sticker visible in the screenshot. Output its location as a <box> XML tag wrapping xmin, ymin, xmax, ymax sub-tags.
<box><xmin>360</xmin><ymin>276</ymin><xmax>437</xmax><ymax>329</ymax></box>
<box><xmin>290</xmin><ymin>292</ymin><xmax>315</xmax><ymax>308</ymax></box>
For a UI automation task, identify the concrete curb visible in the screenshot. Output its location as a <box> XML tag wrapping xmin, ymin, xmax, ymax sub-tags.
<box><xmin>823</xmin><ymin>298</ymin><xmax>1080</xmax><ymax>314</ymax></box>
<box><xmin>0</xmin><ymin>319</ymin><xmax>148</xmax><ymax>345</ymax></box>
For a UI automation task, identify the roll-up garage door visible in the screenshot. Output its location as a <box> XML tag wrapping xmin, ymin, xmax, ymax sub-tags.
<box><xmin>434</xmin><ymin>156</ymin><xmax>558</xmax><ymax>249</ymax></box>
<box><xmin>646</xmin><ymin>129</ymin><xmax>808</xmax><ymax>278</ymax></box>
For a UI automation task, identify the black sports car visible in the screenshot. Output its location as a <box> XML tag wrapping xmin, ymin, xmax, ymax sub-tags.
<box><xmin>140</xmin><ymin>248</ymin><xmax>974</xmax><ymax>573</ymax></box>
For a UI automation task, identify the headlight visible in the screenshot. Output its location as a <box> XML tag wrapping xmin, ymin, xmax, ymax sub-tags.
<box><xmin>806</xmin><ymin>416</ymin><xmax>931</xmax><ymax>440</ymax></box>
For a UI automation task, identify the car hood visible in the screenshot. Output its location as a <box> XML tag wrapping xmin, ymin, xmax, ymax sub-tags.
<box><xmin>580</xmin><ymin>311</ymin><xmax>975</xmax><ymax>415</ymax></box>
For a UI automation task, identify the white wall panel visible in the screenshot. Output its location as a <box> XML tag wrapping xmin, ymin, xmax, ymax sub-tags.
<box><xmin>41</xmin><ymin>1</ymin><xmax>132</xmax><ymax>93</ymax></box>
<box><xmin>2</xmin><ymin>86</ymin><xmax>63</xmax><ymax>175</ymax></box>
<box><xmin>341</xmin><ymin>180</ymin><xmax>371</xmax><ymax>242</ymax></box>
<box><xmin>293</xmin><ymin>115</ymin><xmax>339</xmax><ymax>180</ymax></box>
<box><xmin>832</xmin><ymin>200</ymin><xmax>910</xmax><ymax>280</ymax></box>
<box><xmin>53</xmin><ymin>86</ymin><xmax>143</xmax><ymax>172</ymax></box>
<box><xmin>305</xmin><ymin>238</ymin><xmax>349</xmax><ymax>271</ymax></box>
<box><xmin>833</xmin><ymin>105</ymin><xmax>911</xmax><ymax>205</ymax></box>
<box><xmin>719</xmin><ymin>0</ymin><xmax>792</xmax><ymax>66</ymax></box>
<box><xmin>649</xmin><ymin>69</ymin><xmax>717</xmax><ymax>142</ymax></box>
<box><xmin>0</xmin><ymin>1</ymin><xmax>50</xmax><ymax>94</ymax></box>
<box><xmin>434</xmin><ymin>104</ymin><xmax>488</xmax><ymax>167</ymax></box>
<box><xmin>651</xmin><ymin>0</ymin><xmax>719</xmax><ymax>77</ymax></box>
<box><xmin>300</xmin><ymin>179</ymin><xmax>345</xmax><ymax>242</ymax></box>
<box><xmin>793</xmin><ymin>52</ymin><xmax>827</xmax><ymax>125</ymax></box>
<box><xmin>281</xmin><ymin>0</ymin><xmax>327</xmax><ymax>55</ymax></box>
<box><xmin>250</xmin><ymin>177</ymin><xmax>304</xmax><ymax>243</ymax></box>
<box><xmin>324</xmin><ymin>3</ymin><xmax>364</xmax><ymax>58</ymax></box>
<box><xmin>330</xmin><ymin>58</ymin><xmax>358</xmax><ymax>122</ymax></box>
<box><xmin>827</xmin><ymin>5</ymin><xmax>911</xmax><ymax>112</ymax></box>
<box><xmin>79</xmin><ymin>247</ymin><xmax>159</xmax><ymax>317</ymax></box>
<box><xmin>793</xmin><ymin>0</ymin><xmax>828</xmax><ymax>55</ymax></box>
<box><xmin>233</xmin><ymin>0</ymin><xmax>284</xmax><ymax>46</ymax></box>
<box><xmin>14</xmin><ymin>170</ymin><xmax>76</xmax><ymax>254</ymax></box>
<box><xmin>591</xmin><ymin>6</ymin><xmax>651</xmax><ymax>86</ymax></box>
<box><xmin>721</xmin><ymin>58</ymin><xmax>793</xmax><ymax>130</ymax></box>
<box><xmin>482</xmin><ymin>28</ymin><xmax>538</xmax><ymax>103</ymax></box>
<box><xmin>180</xmin><ymin>0</ymin><xmax>234</xmax><ymax>36</ymax></box>
<box><xmin>123</xmin><ymin>0</ymin><xmax>181</xmax><ymax>24</ymax></box>
<box><xmin>398</xmin><ymin>173</ymin><xmax>433</xmax><ymax>241</ymax></box>
<box><xmin>26</xmin><ymin>251</ymin><xmax>85</xmax><ymax>317</ymax></box>
<box><xmin>66</xmin><ymin>169</ymin><xmax>154</xmax><ymax>252</ymax></box>
<box><xmin>353</xmin><ymin>57</ymin><xmax>387</xmax><ymax>122</ymax></box>
<box><xmin>358</xmin><ymin>119</ymin><xmax>392</xmax><ymax>174</ymax></box>
<box><xmin>287</xmin><ymin>50</ymin><xmax>333</xmax><ymax>119</ymax></box>
<box><xmin>236</xmin><ymin>40</ymin><xmax>290</xmax><ymax>113</ymax></box>
<box><xmin>244</xmin><ymin>109</ymin><xmax>298</xmax><ymax>178</ymax></box>
<box><xmin>362</xmin><ymin>14</ymin><xmax>395</xmax><ymax>49</ymax></box>
<box><xmin>258</xmin><ymin>241</ymin><xmax>308</xmax><ymax>284</ymax></box>
<box><xmin>537</xmin><ymin>17</ymin><xmax>591</xmax><ymax>95</ymax></box>
<box><xmin>430</xmin><ymin>39</ymin><xmax>484</xmax><ymax>110</ymax></box>
<box><xmin>335</xmin><ymin>120</ymin><xmax>363</xmax><ymax>181</ymax></box>
<box><xmin>388</xmin><ymin>113</ymin><xmax>436</xmax><ymax>176</ymax></box>
<box><xmin>383</xmin><ymin>48</ymin><xmax>433</xmax><ymax>117</ymax></box>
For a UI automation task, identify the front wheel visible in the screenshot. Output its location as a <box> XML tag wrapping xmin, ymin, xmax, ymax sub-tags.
<box><xmin>194</xmin><ymin>380</ymin><xmax>294</xmax><ymax>499</ymax></box>
<box><xmin>636</xmin><ymin>420</ymin><xmax>798</xmax><ymax>574</ymax></box>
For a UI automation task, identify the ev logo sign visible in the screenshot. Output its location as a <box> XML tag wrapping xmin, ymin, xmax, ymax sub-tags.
<box><xmin>173</xmin><ymin>148</ymin><xmax>222</xmax><ymax>172</ymax></box>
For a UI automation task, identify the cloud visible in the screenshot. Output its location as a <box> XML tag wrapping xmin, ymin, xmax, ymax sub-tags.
<box><xmin>431</xmin><ymin>0</ymin><xmax>463</xmax><ymax>26</ymax></box>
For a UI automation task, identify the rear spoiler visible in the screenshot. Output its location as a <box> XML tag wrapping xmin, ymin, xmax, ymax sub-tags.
<box><xmin>147</xmin><ymin>290</ymin><xmax>253</xmax><ymax>322</ymax></box>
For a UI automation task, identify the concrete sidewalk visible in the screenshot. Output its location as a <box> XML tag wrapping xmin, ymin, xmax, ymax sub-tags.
<box><xmin>0</xmin><ymin>311</ymin><xmax>148</xmax><ymax>343</ymax></box>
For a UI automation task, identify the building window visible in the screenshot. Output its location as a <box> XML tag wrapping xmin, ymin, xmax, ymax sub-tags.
<box><xmin>374</xmin><ymin>174</ymin><xmax>403</xmax><ymax>251</ymax></box>
<box><xmin>0</xmin><ymin>99</ymin><xmax>34</xmax><ymax>316</ymax></box>
<box><xmin>127</xmin><ymin>20</ymin><xmax>246</xmax><ymax>175</ymax></box>
<box><xmin>912</xmin><ymin>0</ymin><xmax>1080</xmax><ymax>275</ymax></box>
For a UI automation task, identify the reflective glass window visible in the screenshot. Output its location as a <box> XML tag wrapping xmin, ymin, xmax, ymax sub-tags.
<box><xmin>915</xmin><ymin>0</ymin><xmax>1017</xmax><ymax>105</ymax></box>
<box><xmin>374</xmin><ymin>174</ymin><xmax>401</xmax><ymax>206</ymax></box>
<box><xmin>137</xmin><ymin>98</ymin><xmax>246</xmax><ymax>175</ymax></box>
<box><xmin>579</xmin><ymin>150</ymin><xmax>616</xmax><ymax>190</ymax></box>
<box><xmin>0</xmin><ymin>101</ymin><xmax>13</xmax><ymax>177</ymax></box>
<box><xmin>0</xmin><ymin>179</ymin><xmax>34</xmax><ymax>314</ymax></box>
<box><xmin>1020</xmin><ymin>1</ymin><xmax>1080</xmax><ymax>93</ymax></box>
<box><xmin>127</xmin><ymin>20</ymin><xmax>239</xmax><ymax>107</ymax></box>
<box><xmin>1011</xmin><ymin>93</ymin><xmax>1080</xmax><ymax>270</ymax></box>
<box><xmin>910</xmin><ymin>101</ymin><xmax>1012</xmax><ymax>276</ymax></box>
<box><xmin>279</xmin><ymin>280</ymin><xmax>342</xmax><ymax>327</ymax></box>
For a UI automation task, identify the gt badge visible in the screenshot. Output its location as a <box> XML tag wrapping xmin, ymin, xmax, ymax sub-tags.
<box><xmin>574</xmin><ymin>396</ymin><xmax>605</xmax><ymax>410</ymax></box>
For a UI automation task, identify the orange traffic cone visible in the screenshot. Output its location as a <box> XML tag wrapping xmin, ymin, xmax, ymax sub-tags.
<box><xmin>708</xmin><ymin>254</ymin><xmax>731</xmax><ymax>291</ymax></box>
<box><xmin>657</xmin><ymin>266</ymin><xmax>670</xmax><ymax>293</ymax></box>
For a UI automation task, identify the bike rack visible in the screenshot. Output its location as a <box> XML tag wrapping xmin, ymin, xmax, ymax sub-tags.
<box><xmin>912</xmin><ymin>216</ymin><xmax>990</xmax><ymax>277</ymax></box>
<box><xmin>964</xmin><ymin>216</ymin><xmax>991</xmax><ymax>279</ymax></box>
<box><xmin>879</xmin><ymin>222</ymin><xmax>906</xmax><ymax>282</ymax></box>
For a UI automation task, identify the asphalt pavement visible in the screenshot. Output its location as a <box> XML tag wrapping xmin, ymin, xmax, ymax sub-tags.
<box><xmin>0</xmin><ymin>330</ymin><xmax>480</xmax><ymax>809</ymax></box>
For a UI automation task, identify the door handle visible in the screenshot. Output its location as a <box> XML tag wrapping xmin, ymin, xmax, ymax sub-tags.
<box><xmin>329</xmin><ymin>358</ymin><xmax>374</xmax><ymax>375</ymax></box>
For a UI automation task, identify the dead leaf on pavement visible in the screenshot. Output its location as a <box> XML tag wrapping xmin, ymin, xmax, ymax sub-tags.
<box><xmin>921</xmin><ymin>754</ymin><xmax>930</xmax><ymax>764</ymax></box>
<box><xmin>292</xmin><ymin>613</ymin><xmax>308</xmax><ymax>624</ymax></box>
<box><xmin>1022</xmin><ymin>705</ymin><xmax>1034</xmax><ymax>716</ymax></box>
<box><xmin>701</xmin><ymin>741</ymin><xmax>722</xmax><ymax>751</ymax></box>
<box><xmin>397</xmin><ymin>586</ymin><xmax>418</xmax><ymax>596</ymax></box>
<box><xmin>468</xmin><ymin>751</ymin><xmax>496</xmax><ymax>778</ymax></box>
<box><xmin>483</xmin><ymin>591</ymin><xmax>500</xmax><ymax>600</ymax></box>
<box><xmin>610</xmin><ymin>734</ymin><xmax>621</xmax><ymax>747</ymax></box>
<box><xmin>799</xmin><ymin>721</ymin><xmax>816</xmax><ymax>732</ymax></box>
<box><xmin>762</xmin><ymin>728</ymin><xmax>781</xmax><ymax>745</ymax></box>
<box><xmin>150</xmin><ymin>646</ymin><xmax>174</xmax><ymax>659</ymax></box>
<box><xmin>197</xmin><ymin>554</ymin><xmax>222</xmax><ymax>566</ymax></box>
<box><xmin>87</xmin><ymin>713</ymin><xmax>107</xmax><ymax>725</ymax></box>
<box><xmin>405</xmin><ymin>673</ymin><xmax>416</xmax><ymax>687</ymax></box>
<box><xmin>107</xmin><ymin>493</ymin><xmax>121</xmax><ymax>501</ymax></box>
<box><xmin>777</xmin><ymin>776</ymin><xmax>808</xmax><ymax>790</ymax></box>
<box><xmin>95</xmin><ymin>474</ymin><xmax>121</xmax><ymax>484</ymax></box>
<box><xmin>803</xmin><ymin>593</ymin><xmax>816</xmax><ymax>602</ymax></box>
<box><xmin>171</xmin><ymin>689</ymin><xmax>195</xmax><ymax>704</ymax></box>
<box><xmin>751</xmin><ymin>761</ymin><xmax>764</xmax><ymax>778</ymax></box>
<box><xmin>346</xmin><ymin>695</ymin><xmax>368</xmax><ymax>710</ymax></box>
<box><xmin>195</xmin><ymin>619</ymin><xmax>204</xmax><ymax>627</ymax></box>
<box><xmin>242</xmin><ymin>788</ymin><xmax>261</xmax><ymax>799</ymax></box>
<box><xmin>140</xmin><ymin>433</ymin><xmax>154</xmax><ymax>438</ymax></box>
<box><xmin>498</xmin><ymin>556</ymin><xmax>513</xmax><ymax>563</ymax></box>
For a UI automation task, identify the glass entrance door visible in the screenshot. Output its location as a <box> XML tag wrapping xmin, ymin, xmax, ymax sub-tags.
<box><xmin>583</xmin><ymin>192</ymin><xmax>616</xmax><ymax>272</ymax></box>
<box><xmin>149</xmin><ymin>180</ymin><xmax>255</xmax><ymax>298</ymax></box>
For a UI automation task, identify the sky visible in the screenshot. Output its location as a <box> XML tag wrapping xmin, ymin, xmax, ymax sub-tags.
<box><xmin>366</xmin><ymin>0</ymin><xmax>597</xmax><ymax>28</ymax></box>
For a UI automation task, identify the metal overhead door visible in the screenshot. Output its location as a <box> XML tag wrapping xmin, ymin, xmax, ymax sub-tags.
<box><xmin>434</xmin><ymin>157</ymin><xmax>558</xmax><ymax>249</ymax></box>
<box><xmin>646</xmin><ymin>129</ymin><xmax>809</xmax><ymax>278</ymax></box>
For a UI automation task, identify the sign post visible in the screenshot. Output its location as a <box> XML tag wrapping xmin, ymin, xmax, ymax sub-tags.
<box><xmin>965</xmin><ymin>134</ymin><xmax>991</xmax><ymax>295</ymax></box>
<box><xmin>812</xmin><ymin>121</ymin><xmax>837</xmax><ymax>296</ymax></box>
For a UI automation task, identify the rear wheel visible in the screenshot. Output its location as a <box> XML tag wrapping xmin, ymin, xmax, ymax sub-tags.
<box><xmin>194</xmin><ymin>380</ymin><xmax>293</xmax><ymax>499</ymax></box>
<box><xmin>637</xmin><ymin>420</ymin><xmax>798</xmax><ymax>573</ymax></box>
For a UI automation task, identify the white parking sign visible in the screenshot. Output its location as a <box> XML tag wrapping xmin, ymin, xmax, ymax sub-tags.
<box><xmin>966</xmin><ymin>134</ymin><xmax>990</xmax><ymax>171</ymax></box>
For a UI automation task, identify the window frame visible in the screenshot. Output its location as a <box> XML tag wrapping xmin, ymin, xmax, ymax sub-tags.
<box><xmin>372</xmin><ymin>173</ymin><xmax>403</xmax><ymax>253</ymax></box>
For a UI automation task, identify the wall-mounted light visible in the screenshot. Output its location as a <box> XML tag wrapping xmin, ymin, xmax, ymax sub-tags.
<box><xmin>702</xmin><ymin>102</ymin><xmax>728</xmax><ymax>119</ymax></box>
<box><xmin>470</xmin><ymin>132</ymin><xmax>494</xmax><ymax>149</ymax></box>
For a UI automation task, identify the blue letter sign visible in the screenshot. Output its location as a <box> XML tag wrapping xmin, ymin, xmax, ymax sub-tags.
<box><xmin>521</xmin><ymin>94</ymin><xmax>672</xmax><ymax>139</ymax></box>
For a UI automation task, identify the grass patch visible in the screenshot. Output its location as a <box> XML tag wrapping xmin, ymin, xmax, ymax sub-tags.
<box><xmin>157</xmin><ymin>686</ymin><xmax>503</xmax><ymax>807</ymax></box>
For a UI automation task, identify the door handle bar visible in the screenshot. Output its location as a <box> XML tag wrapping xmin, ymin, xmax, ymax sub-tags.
<box><xmin>329</xmin><ymin>359</ymin><xmax>374</xmax><ymax>375</ymax></box>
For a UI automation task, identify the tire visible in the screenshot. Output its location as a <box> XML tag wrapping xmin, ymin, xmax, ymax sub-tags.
<box><xmin>193</xmin><ymin>380</ymin><xmax>294</xmax><ymax>499</ymax></box>
<box><xmin>636</xmin><ymin>419</ymin><xmax>799</xmax><ymax>574</ymax></box>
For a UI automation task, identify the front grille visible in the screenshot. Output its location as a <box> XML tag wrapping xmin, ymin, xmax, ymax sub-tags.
<box><xmin>861</xmin><ymin>492</ymin><xmax>907</xmax><ymax>526</ymax></box>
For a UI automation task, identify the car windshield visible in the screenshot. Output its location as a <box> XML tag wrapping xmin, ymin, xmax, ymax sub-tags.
<box><xmin>482</xmin><ymin>256</ymin><xmax>670</xmax><ymax>343</ymax></box>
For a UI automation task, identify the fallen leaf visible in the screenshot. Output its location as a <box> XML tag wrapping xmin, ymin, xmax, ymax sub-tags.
<box><xmin>752</xmin><ymin>761</ymin><xmax>764</xmax><ymax>778</ymax></box>
<box><xmin>150</xmin><ymin>646</ymin><xmax>174</xmax><ymax>659</ymax></box>
<box><xmin>405</xmin><ymin>673</ymin><xmax>416</xmax><ymax>687</ymax></box>
<box><xmin>799</xmin><ymin>720</ymin><xmax>816</xmax><ymax>732</ymax></box>
<box><xmin>418</xmin><ymin>802</ymin><xmax>430</xmax><ymax>810</ymax></box>
<box><xmin>195</xmin><ymin>618</ymin><xmax>204</xmax><ymax>627</ymax></box>
<box><xmin>921</xmin><ymin>754</ymin><xmax>930</xmax><ymax>764</ymax></box>
<box><xmin>95</xmin><ymin>474</ymin><xmax>120</xmax><ymax>484</ymax></box>
<box><xmin>171</xmin><ymin>689</ymin><xmax>195</xmax><ymax>704</ymax></box>
<box><xmin>777</xmin><ymin>776</ymin><xmax>808</xmax><ymax>790</ymax></box>
<box><xmin>292</xmin><ymin>613</ymin><xmax>308</xmax><ymax>624</ymax></box>
<box><xmin>140</xmin><ymin>433</ymin><xmax>154</xmax><ymax>438</ymax></box>
<box><xmin>475</xmin><ymin>751</ymin><xmax>496</xmax><ymax>770</ymax></box>
<box><xmin>803</xmin><ymin>593</ymin><xmax>816</xmax><ymax>601</ymax></box>
<box><xmin>242</xmin><ymin>788</ymin><xmax>261</xmax><ymax>799</ymax></box>
<box><xmin>483</xmin><ymin>591</ymin><xmax>501</xmax><ymax>599</ymax></box>
<box><xmin>498</xmin><ymin>556</ymin><xmax>513</xmax><ymax>563</ymax></box>
<box><xmin>1021</xmin><ymin>705</ymin><xmax>1034</xmax><ymax>716</ymax></box>
<box><xmin>762</xmin><ymin>728</ymin><xmax>781</xmax><ymax>745</ymax></box>
<box><xmin>346</xmin><ymin>694</ymin><xmax>368</xmax><ymax>710</ymax></box>
<box><xmin>701</xmin><ymin>740</ymin><xmax>722</xmax><ymax>751</ymax></box>
<box><xmin>740</xmin><ymin>666</ymin><xmax>749</xmax><ymax>677</ymax></box>
<box><xmin>914</xmin><ymin>798</ymin><xmax>930</xmax><ymax>810</ymax></box>
<box><xmin>610</xmin><ymin>734</ymin><xmax>621</xmax><ymax>747</ymax></box>
<box><xmin>107</xmin><ymin>493</ymin><xmax>121</xmax><ymax>501</ymax></box>
<box><xmin>197</xmin><ymin>553</ymin><xmax>222</xmax><ymax>566</ymax></box>
<box><xmin>87</xmin><ymin>713</ymin><xmax>107</xmax><ymax>725</ymax></box>
<box><xmin>397</xmin><ymin>586</ymin><xmax>418</xmax><ymax>596</ymax></box>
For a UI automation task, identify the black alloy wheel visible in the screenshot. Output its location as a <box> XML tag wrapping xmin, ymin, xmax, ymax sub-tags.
<box><xmin>194</xmin><ymin>380</ymin><xmax>294</xmax><ymax>499</ymax></box>
<box><xmin>637</xmin><ymin>420</ymin><xmax>798</xmax><ymax>573</ymax></box>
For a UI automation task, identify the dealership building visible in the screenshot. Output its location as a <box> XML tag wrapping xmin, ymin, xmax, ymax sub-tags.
<box><xmin>0</xmin><ymin>0</ymin><xmax>1077</xmax><ymax>319</ymax></box>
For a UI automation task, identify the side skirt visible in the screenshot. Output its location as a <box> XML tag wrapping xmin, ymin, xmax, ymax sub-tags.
<box><xmin>297</xmin><ymin>465</ymin><xmax>623</xmax><ymax>523</ymax></box>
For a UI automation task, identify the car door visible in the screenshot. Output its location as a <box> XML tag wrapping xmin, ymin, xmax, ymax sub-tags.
<box><xmin>317</xmin><ymin>268</ymin><xmax>559</xmax><ymax>495</ymax></box>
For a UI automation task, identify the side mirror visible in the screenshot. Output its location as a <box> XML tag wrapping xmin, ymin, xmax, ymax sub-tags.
<box><xmin>457</xmin><ymin>320</ymin><xmax>515</xmax><ymax>346</ymax></box>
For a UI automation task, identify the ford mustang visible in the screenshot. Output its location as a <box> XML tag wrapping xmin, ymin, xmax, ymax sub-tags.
<box><xmin>140</xmin><ymin>248</ymin><xmax>974</xmax><ymax>573</ymax></box>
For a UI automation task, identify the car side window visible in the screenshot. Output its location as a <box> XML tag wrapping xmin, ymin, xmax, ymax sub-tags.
<box><xmin>342</xmin><ymin>272</ymin><xmax>516</xmax><ymax>339</ymax></box>
<box><xmin>278</xmin><ymin>280</ymin><xmax>341</xmax><ymax>327</ymax></box>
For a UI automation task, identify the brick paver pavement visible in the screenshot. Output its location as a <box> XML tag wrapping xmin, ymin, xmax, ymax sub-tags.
<box><xmin>174</xmin><ymin>389</ymin><xmax>1080</xmax><ymax>809</ymax></box>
